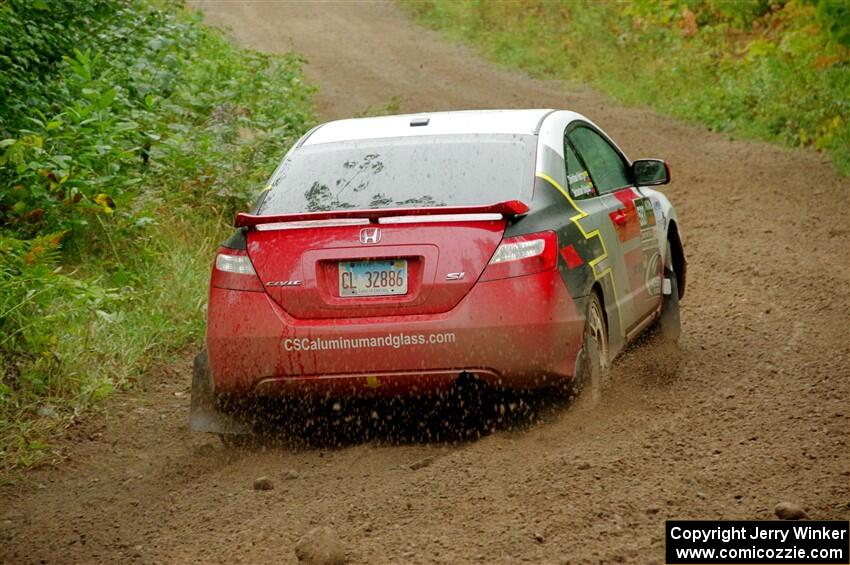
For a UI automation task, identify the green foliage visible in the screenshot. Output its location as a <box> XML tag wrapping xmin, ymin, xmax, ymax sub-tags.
<box><xmin>402</xmin><ymin>0</ymin><xmax>850</xmax><ymax>175</ymax></box>
<box><xmin>0</xmin><ymin>0</ymin><xmax>314</xmax><ymax>468</ymax></box>
<box><xmin>810</xmin><ymin>0</ymin><xmax>850</xmax><ymax>47</ymax></box>
<box><xmin>0</xmin><ymin>0</ymin><xmax>121</xmax><ymax>135</ymax></box>
<box><xmin>1</xmin><ymin>2</ymin><xmax>312</xmax><ymax>241</ymax></box>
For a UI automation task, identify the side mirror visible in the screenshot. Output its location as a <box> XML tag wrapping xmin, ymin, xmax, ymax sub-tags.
<box><xmin>632</xmin><ymin>159</ymin><xmax>670</xmax><ymax>186</ymax></box>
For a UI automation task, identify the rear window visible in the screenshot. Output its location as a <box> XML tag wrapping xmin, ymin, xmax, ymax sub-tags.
<box><xmin>257</xmin><ymin>134</ymin><xmax>536</xmax><ymax>214</ymax></box>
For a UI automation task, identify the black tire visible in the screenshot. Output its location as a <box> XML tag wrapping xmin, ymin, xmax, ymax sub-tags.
<box><xmin>658</xmin><ymin>244</ymin><xmax>681</xmax><ymax>344</ymax></box>
<box><xmin>572</xmin><ymin>292</ymin><xmax>608</xmax><ymax>397</ymax></box>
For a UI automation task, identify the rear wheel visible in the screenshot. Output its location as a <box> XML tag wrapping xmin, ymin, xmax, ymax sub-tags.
<box><xmin>572</xmin><ymin>292</ymin><xmax>608</xmax><ymax>399</ymax></box>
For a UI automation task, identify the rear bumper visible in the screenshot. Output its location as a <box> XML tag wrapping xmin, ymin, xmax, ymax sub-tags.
<box><xmin>206</xmin><ymin>269</ymin><xmax>584</xmax><ymax>396</ymax></box>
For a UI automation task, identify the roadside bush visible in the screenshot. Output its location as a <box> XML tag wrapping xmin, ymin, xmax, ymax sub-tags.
<box><xmin>0</xmin><ymin>0</ymin><xmax>122</xmax><ymax>135</ymax></box>
<box><xmin>0</xmin><ymin>0</ymin><xmax>314</xmax><ymax>468</ymax></box>
<box><xmin>403</xmin><ymin>0</ymin><xmax>850</xmax><ymax>175</ymax></box>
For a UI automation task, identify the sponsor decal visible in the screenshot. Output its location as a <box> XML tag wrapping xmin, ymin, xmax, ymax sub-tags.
<box><xmin>650</xmin><ymin>196</ymin><xmax>666</xmax><ymax>224</ymax></box>
<box><xmin>283</xmin><ymin>331</ymin><xmax>457</xmax><ymax>352</ymax></box>
<box><xmin>636</xmin><ymin>199</ymin><xmax>648</xmax><ymax>227</ymax></box>
<box><xmin>567</xmin><ymin>170</ymin><xmax>594</xmax><ymax>197</ymax></box>
<box><xmin>635</xmin><ymin>197</ymin><xmax>656</xmax><ymax>228</ymax></box>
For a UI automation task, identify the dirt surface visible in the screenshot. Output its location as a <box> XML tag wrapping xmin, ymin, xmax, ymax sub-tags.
<box><xmin>2</xmin><ymin>2</ymin><xmax>848</xmax><ymax>564</ymax></box>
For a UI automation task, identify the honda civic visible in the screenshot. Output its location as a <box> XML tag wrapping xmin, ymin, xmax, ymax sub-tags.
<box><xmin>190</xmin><ymin>109</ymin><xmax>686</xmax><ymax>441</ymax></box>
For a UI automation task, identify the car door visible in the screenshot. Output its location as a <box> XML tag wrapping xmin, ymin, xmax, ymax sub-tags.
<box><xmin>566</xmin><ymin>124</ymin><xmax>662</xmax><ymax>332</ymax></box>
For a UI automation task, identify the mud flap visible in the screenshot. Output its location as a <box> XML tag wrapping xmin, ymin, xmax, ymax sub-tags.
<box><xmin>189</xmin><ymin>351</ymin><xmax>250</xmax><ymax>435</ymax></box>
<box><xmin>659</xmin><ymin>269</ymin><xmax>681</xmax><ymax>344</ymax></box>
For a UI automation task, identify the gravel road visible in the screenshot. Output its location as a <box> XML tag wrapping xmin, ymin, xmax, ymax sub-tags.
<box><xmin>2</xmin><ymin>2</ymin><xmax>847</xmax><ymax>563</ymax></box>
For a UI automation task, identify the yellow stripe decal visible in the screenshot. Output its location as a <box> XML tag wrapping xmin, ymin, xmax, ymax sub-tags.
<box><xmin>535</xmin><ymin>172</ymin><xmax>623</xmax><ymax>334</ymax></box>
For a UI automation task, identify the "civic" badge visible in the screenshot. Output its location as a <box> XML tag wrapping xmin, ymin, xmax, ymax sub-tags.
<box><xmin>266</xmin><ymin>280</ymin><xmax>303</xmax><ymax>287</ymax></box>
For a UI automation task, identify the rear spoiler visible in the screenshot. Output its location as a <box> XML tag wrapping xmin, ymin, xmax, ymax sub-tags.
<box><xmin>234</xmin><ymin>200</ymin><xmax>529</xmax><ymax>229</ymax></box>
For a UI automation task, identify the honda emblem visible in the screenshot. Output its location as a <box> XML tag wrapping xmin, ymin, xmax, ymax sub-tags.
<box><xmin>359</xmin><ymin>227</ymin><xmax>381</xmax><ymax>244</ymax></box>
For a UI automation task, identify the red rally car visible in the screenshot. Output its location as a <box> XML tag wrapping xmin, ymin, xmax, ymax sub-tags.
<box><xmin>190</xmin><ymin>109</ymin><xmax>686</xmax><ymax>440</ymax></box>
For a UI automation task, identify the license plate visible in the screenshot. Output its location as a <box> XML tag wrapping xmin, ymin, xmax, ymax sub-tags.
<box><xmin>339</xmin><ymin>260</ymin><xmax>408</xmax><ymax>297</ymax></box>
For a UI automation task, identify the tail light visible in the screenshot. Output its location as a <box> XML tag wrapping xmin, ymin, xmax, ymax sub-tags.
<box><xmin>480</xmin><ymin>231</ymin><xmax>558</xmax><ymax>281</ymax></box>
<box><xmin>211</xmin><ymin>248</ymin><xmax>264</xmax><ymax>292</ymax></box>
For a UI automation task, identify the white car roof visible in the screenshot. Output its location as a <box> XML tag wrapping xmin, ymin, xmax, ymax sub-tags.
<box><xmin>302</xmin><ymin>109</ymin><xmax>583</xmax><ymax>145</ymax></box>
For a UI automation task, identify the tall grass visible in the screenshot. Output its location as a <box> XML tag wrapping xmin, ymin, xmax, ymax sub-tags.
<box><xmin>402</xmin><ymin>0</ymin><xmax>850</xmax><ymax>175</ymax></box>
